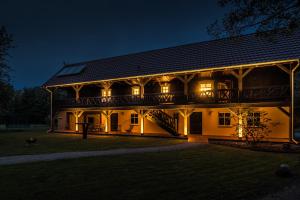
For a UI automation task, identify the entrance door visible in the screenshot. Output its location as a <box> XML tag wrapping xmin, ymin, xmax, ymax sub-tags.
<box><xmin>110</xmin><ymin>113</ymin><xmax>118</xmax><ymax>131</ymax></box>
<box><xmin>190</xmin><ymin>112</ymin><xmax>202</xmax><ymax>134</ymax></box>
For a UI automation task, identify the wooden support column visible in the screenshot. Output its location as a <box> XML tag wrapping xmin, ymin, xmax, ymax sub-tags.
<box><xmin>138</xmin><ymin>110</ymin><xmax>150</xmax><ymax>135</ymax></box>
<box><xmin>73</xmin><ymin>111</ymin><xmax>84</xmax><ymax>132</ymax></box>
<box><xmin>125</xmin><ymin>77</ymin><xmax>151</xmax><ymax>98</ymax></box>
<box><xmin>176</xmin><ymin>74</ymin><xmax>195</xmax><ymax>96</ymax></box>
<box><xmin>231</xmin><ymin>68</ymin><xmax>253</xmax><ymax>99</ymax></box>
<box><xmin>72</xmin><ymin>85</ymin><xmax>83</xmax><ymax>101</ymax></box>
<box><xmin>102</xmin><ymin>110</ymin><xmax>113</xmax><ymax>133</ymax></box>
<box><xmin>178</xmin><ymin>109</ymin><xmax>194</xmax><ymax>135</ymax></box>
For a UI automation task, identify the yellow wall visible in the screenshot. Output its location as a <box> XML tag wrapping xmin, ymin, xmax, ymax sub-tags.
<box><xmin>55</xmin><ymin>106</ymin><xmax>290</xmax><ymax>142</ymax></box>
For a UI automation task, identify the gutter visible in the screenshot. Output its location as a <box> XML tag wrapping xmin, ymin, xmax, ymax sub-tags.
<box><xmin>291</xmin><ymin>60</ymin><xmax>300</xmax><ymax>144</ymax></box>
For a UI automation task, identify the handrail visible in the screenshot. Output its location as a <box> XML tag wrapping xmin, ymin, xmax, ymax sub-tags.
<box><xmin>54</xmin><ymin>86</ymin><xmax>290</xmax><ymax>108</ymax></box>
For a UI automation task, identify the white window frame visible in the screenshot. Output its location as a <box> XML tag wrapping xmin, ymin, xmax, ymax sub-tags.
<box><xmin>218</xmin><ymin>112</ymin><xmax>231</xmax><ymax>126</ymax></box>
<box><xmin>130</xmin><ymin>113</ymin><xmax>139</xmax><ymax>125</ymax></box>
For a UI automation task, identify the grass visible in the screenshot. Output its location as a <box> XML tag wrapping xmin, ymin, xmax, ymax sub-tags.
<box><xmin>0</xmin><ymin>130</ymin><xmax>185</xmax><ymax>156</ymax></box>
<box><xmin>0</xmin><ymin>145</ymin><xmax>299</xmax><ymax>200</ymax></box>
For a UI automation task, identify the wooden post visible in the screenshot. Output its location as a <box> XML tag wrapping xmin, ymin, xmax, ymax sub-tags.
<box><xmin>72</xmin><ymin>85</ymin><xmax>83</xmax><ymax>101</ymax></box>
<box><xmin>176</xmin><ymin>74</ymin><xmax>195</xmax><ymax>96</ymax></box>
<box><xmin>102</xmin><ymin>110</ymin><xmax>113</xmax><ymax>133</ymax></box>
<box><xmin>178</xmin><ymin>109</ymin><xmax>194</xmax><ymax>135</ymax></box>
<box><xmin>139</xmin><ymin>110</ymin><xmax>150</xmax><ymax>135</ymax></box>
<box><xmin>140</xmin><ymin>84</ymin><xmax>145</xmax><ymax>98</ymax></box>
<box><xmin>141</xmin><ymin>112</ymin><xmax>144</xmax><ymax>134</ymax></box>
<box><xmin>73</xmin><ymin>111</ymin><xmax>84</xmax><ymax>132</ymax></box>
<box><xmin>231</xmin><ymin>68</ymin><xmax>252</xmax><ymax>99</ymax></box>
<box><xmin>275</xmin><ymin>63</ymin><xmax>293</xmax><ymax>142</ymax></box>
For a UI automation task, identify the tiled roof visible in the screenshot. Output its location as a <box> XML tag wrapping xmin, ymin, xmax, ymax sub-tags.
<box><xmin>44</xmin><ymin>31</ymin><xmax>300</xmax><ymax>87</ymax></box>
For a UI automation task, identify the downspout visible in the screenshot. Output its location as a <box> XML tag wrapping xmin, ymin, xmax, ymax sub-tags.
<box><xmin>291</xmin><ymin>60</ymin><xmax>300</xmax><ymax>144</ymax></box>
<box><xmin>45</xmin><ymin>87</ymin><xmax>53</xmax><ymax>133</ymax></box>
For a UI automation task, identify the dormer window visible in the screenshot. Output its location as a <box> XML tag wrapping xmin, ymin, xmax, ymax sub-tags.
<box><xmin>132</xmin><ymin>86</ymin><xmax>140</xmax><ymax>96</ymax></box>
<box><xmin>161</xmin><ymin>83</ymin><xmax>170</xmax><ymax>94</ymax></box>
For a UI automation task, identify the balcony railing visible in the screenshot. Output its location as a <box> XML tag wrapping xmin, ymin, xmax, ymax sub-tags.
<box><xmin>54</xmin><ymin>85</ymin><xmax>290</xmax><ymax>108</ymax></box>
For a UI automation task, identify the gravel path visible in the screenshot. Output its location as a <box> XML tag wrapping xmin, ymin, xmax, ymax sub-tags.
<box><xmin>0</xmin><ymin>143</ymin><xmax>201</xmax><ymax>166</ymax></box>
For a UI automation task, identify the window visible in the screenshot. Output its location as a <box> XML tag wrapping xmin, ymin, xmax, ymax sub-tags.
<box><xmin>247</xmin><ymin>112</ymin><xmax>260</xmax><ymax>127</ymax></box>
<box><xmin>218</xmin><ymin>112</ymin><xmax>231</xmax><ymax>126</ymax></box>
<box><xmin>131</xmin><ymin>113</ymin><xmax>139</xmax><ymax>125</ymax></box>
<box><xmin>132</xmin><ymin>86</ymin><xmax>140</xmax><ymax>95</ymax></box>
<box><xmin>101</xmin><ymin>89</ymin><xmax>111</xmax><ymax>97</ymax></box>
<box><xmin>199</xmin><ymin>82</ymin><xmax>213</xmax><ymax>97</ymax></box>
<box><xmin>57</xmin><ymin>64</ymin><xmax>85</xmax><ymax>76</ymax></box>
<box><xmin>161</xmin><ymin>84</ymin><xmax>170</xmax><ymax>93</ymax></box>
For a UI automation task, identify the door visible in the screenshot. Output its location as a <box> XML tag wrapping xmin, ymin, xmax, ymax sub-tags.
<box><xmin>190</xmin><ymin>112</ymin><xmax>202</xmax><ymax>134</ymax></box>
<box><xmin>110</xmin><ymin>113</ymin><xmax>118</xmax><ymax>131</ymax></box>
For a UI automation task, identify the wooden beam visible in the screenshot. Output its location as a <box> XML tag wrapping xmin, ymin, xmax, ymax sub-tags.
<box><xmin>227</xmin><ymin>108</ymin><xmax>238</xmax><ymax>116</ymax></box>
<box><xmin>124</xmin><ymin>80</ymin><xmax>133</xmax><ymax>86</ymax></box>
<box><xmin>242</xmin><ymin>68</ymin><xmax>253</xmax><ymax>78</ymax></box>
<box><xmin>176</xmin><ymin>74</ymin><xmax>195</xmax><ymax>96</ymax></box>
<box><xmin>277</xmin><ymin>107</ymin><xmax>290</xmax><ymax>117</ymax></box>
<box><xmin>276</xmin><ymin>64</ymin><xmax>290</xmax><ymax>75</ymax></box>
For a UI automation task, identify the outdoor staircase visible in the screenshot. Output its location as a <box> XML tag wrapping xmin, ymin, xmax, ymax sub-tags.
<box><xmin>146</xmin><ymin>110</ymin><xmax>179</xmax><ymax>136</ymax></box>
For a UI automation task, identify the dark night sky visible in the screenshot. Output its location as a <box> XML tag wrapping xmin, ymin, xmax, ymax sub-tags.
<box><xmin>0</xmin><ymin>0</ymin><xmax>225</xmax><ymax>89</ymax></box>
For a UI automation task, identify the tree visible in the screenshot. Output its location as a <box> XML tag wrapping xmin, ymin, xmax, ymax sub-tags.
<box><xmin>0</xmin><ymin>26</ymin><xmax>13</xmax><ymax>82</ymax></box>
<box><xmin>231</xmin><ymin>108</ymin><xmax>274</xmax><ymax>146</ymax></box>
<box><xmin>0</xmin><ymin>26</ymin><xmax>13</xmax><ymax>123</ymax></box>
<box><xmin>12</xmin><ymin>87</ymin><xmax>50</xmax><ymax>124</ymax></box>
<box><xmin>0</xmin><ymin>81</ymin><xmax>14</xmax><ymax>119</ymax></box>
<box><xmin>208</xmin><ymin>0</ymin><xmax>300</xmax><ymax>38</ymax></box>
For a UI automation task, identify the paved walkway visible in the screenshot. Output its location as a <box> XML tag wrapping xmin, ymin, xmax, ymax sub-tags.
<box><xmin>0</xmin><ymin>143</ymin><xmax>202</xmax><ymax>166</ymax></box>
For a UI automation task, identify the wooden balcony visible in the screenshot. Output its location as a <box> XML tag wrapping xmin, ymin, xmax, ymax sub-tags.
<box><xmin>54</xmin><ymin>85</ymin><xmax>290</xmax><ymax>108</ymax></box>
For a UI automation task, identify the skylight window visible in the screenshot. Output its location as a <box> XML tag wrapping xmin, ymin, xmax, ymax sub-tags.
<box><xmin>56</xmin><ymin>65</ymin><xmax>86</xmax><ymax>76</ymax></box>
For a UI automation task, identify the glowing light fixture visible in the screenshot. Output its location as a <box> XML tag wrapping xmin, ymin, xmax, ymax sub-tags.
<box><xmin>161</xmin><ymin>83</ymin><xmax>170</xmax><ymax>93</ymax></box>
<box><xmin>199</xmin><ymin>82</ymin><xmax>213</xmax><ymax>97</ymax></box>
<box><xmin>102</xmin><ymin>89</ymin><xmax>111</xmax><ymax>97</ymax></box>
<box><xmin>132</xmin><ymin>86</ymin><xmax>140</xmax><ymax>95</ymax></box>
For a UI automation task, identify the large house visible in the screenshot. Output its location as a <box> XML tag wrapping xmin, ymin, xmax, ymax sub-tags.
<box><xmin>43</xmin><ymin>31</ymin><xmax>300</xmax><ymax>143</ymax></box>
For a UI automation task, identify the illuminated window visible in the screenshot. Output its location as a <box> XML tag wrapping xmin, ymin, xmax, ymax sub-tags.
<box><xmin>161</xmin><ymin>84</ymin><xmax>170</xmax><ymax>93</ymax></box>
<box><xmin>199</xmin><ymin>82</ymin><xmax>213</xmax><ymax>97</ymax></box>
<box><xmin>218</xmin><ymin>112</ymin><xmax>231</xmax><ymax>126</ymax></box>
<box><xmin>101</xmin><ymin>89</ymin><xmax>111</xmax><ymax>97</ymax></box>
<box><xmin>130</xmin><ymin>113</ymin><xmax>139</xmax><ymax>125</ymax></box>
<box><xmin>247</xmin><ymin>112</ymin><xmax>260</xmax><ymax>127</ymax></box>
<box><xmin>132</xmin><ymin>86</ymin><xmax>140</xmax><ymax>95</ymax></box>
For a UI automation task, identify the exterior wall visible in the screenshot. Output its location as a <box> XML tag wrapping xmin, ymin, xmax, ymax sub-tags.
<box><xmin>54</xmin><ymin>106</ymin><xmax>289</xmax><ymax>142</ymax></box>
<box><xmin>189</xmin><ymin>107</ymin><xmax>289</xmax><ymax>142</ymax></box>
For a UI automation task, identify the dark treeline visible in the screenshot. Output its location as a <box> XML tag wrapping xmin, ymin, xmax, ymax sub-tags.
<box><xmin>0</xmin><ymin>84</ymin><xmax>50</xmax><ymax>125</ymax></box>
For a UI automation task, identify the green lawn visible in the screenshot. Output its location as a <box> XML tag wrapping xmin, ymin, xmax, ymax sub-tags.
<box><xmin>0</xmin><ymin>130</ymin><xmax>185</xmax><ymax>156</ymax></box>
<box><xmin>0</xmin><ymin>145</ymin><xmax>299</xmax><ymax>200</ymax></box>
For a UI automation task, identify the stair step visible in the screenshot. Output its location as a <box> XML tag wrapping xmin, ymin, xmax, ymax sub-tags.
<box><xmin>188</xmin><ymin>135</ymin><xmax>209</xmax><ymax>144</ymax></box>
